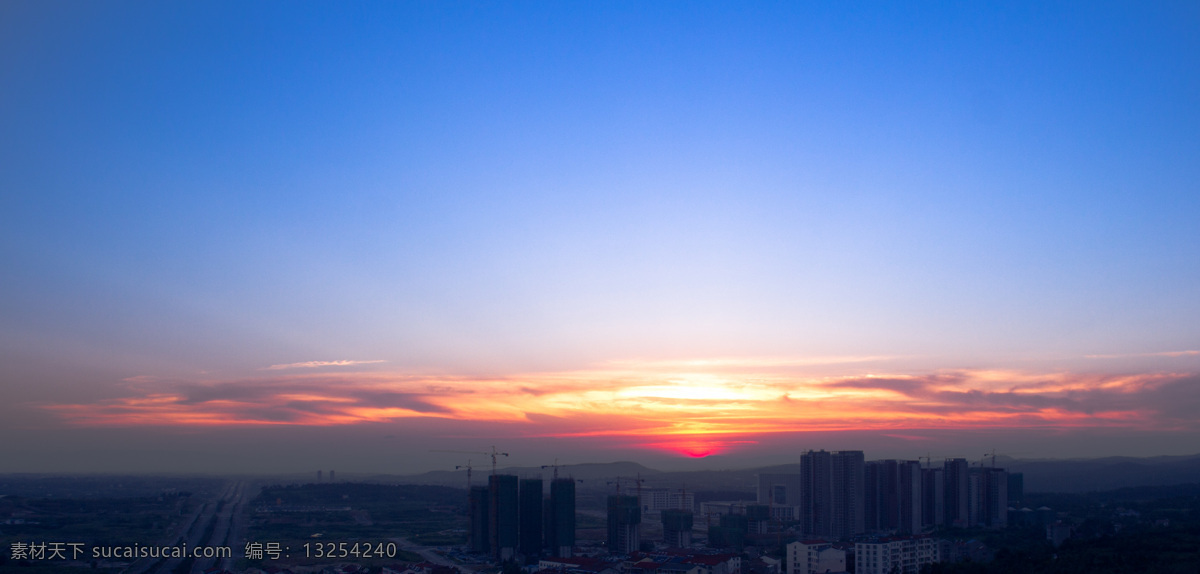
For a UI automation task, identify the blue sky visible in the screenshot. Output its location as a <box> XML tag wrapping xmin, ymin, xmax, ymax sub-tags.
<box><xmin>1</xmin><ymin>1</ymin><xmax>1198</xmax><ymax>472</ymax></box>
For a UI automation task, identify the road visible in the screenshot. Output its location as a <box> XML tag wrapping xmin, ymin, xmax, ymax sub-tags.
<box><xmin>121</xmin><ymin>480</ymin><xmax>250</xmax><ymax>574</ymax></box>
<box><xmin>394</xmin><ymin>538</ymin><xmax>479</xmax><ymax>574</ymax></box>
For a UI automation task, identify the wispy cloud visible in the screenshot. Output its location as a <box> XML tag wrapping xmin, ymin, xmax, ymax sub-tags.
<box><xmin>1085</xmin><ymin>350</ymin><xmax>1200</xmax><ymax>359</ymax></box>
<box><xmin>43</xmin><ymin>375</ymin><xmax>450</xmax><ymax>426</ymax></box>
<box><xmin>262</xmin><ymin>360</ymin><xmax>387</xmax><ymax>371</ymax></box>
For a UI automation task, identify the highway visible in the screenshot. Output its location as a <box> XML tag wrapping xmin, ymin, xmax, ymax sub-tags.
<box><xmin>121</xmin><ymin>480</ymin><xmax>250</xmax><ymax>574</ymax></box>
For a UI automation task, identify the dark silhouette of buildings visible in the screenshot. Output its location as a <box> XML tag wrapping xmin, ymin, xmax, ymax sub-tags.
<box><xmin>470</xmin><ymin>474</ymin><xmax>574</xmax><ymax>560</ymax></box>
<box><xmin>863</xmin><ymin>459</ymin><xmax>921</xmax><ymax>534</ymax></box>
<box><xmin>467</xmin><ymin>452</ymin><xmax>1011</xmax><ymax>561</ymax></box>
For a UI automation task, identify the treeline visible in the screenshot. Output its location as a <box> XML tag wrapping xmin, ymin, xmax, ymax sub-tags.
<box><xmin>926</xmin><ymin>481</ymin><xmax>1200</xmax><ymax>574</ymax></box>
<box><xmin>925</xmin><ymin>524</ymin><xmax>1200</xmax><ymax>574</ymax></box>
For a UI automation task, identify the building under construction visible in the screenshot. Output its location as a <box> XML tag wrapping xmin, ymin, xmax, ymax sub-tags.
<box><xmin>469</xmin><ymin>473</ymin><xmax>576</xmax><ymax>561</ymax></box>
<box><xmin>488</xmin><ymin>474</ymin><xmax>519</xmax><ymax>561</ymax></box>
<box><xmin>661</xmin><ymin>508</ymin><xmax>694</xmax><ymax>547</ymax></box>
<box><xmin>546</xmin><ymin>477</ymin><xmax>576</xmax><ymax>557</ymax></box>
<box><xmin>519</xmin><ymin>478</ymin><xmax>543</xmax><ymax>558</ymax></box>
<box><xmin>469</xmin><ymin>485</ymin><xmax>490</xmax><ymax>553</ymax></box>
<box><xmin>607</xmin><ymin>494</ymin><xmax>641</xmax><ymax>554</ymax></box>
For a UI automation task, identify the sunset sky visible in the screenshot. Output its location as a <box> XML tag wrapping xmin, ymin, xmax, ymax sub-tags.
<box><xmin>2</xmin><ymin>1</ymin><xmax>1199</xmax><ymax>474</ymax></box>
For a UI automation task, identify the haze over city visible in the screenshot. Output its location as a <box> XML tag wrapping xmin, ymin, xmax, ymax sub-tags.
<box><xmin>2</xmin><ymin>1</ymin><xmax>1199</xmax><ymax>474</ymax></box>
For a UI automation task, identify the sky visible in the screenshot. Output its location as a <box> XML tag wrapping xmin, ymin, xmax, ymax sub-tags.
<box><xmin>1</xmin><ymin>1</ymin><xmax>1199</xmax><ymax>474</ymax></box>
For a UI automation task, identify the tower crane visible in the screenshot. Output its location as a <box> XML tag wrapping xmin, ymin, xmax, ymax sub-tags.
<box><xmin>541</xmin><ymin>458</ymin><xmax>561</xmax><ymax>480</ymax></box>
<box><xmin>456</xmin><ymin>460</ymin><xmax>473</xmax><ymax>488</ymax></box>
<box><xmin>431</xmin><ymin>446</ymin><xmax>510</xmax><ymax>475</ymax></box>
<box><xmin>606</xmin><ymin>475</ymin><xmax>646</xmax><ymax>499</ymax></box>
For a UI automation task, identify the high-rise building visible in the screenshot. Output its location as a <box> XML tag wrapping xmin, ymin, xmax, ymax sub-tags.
<box><xmin>864</xmin><ymin>461</ymin><xmax>882</xmax><ymax>531</ymax></box>
<box><xmin>965</xmin><ymin>466</ymin><xmax>1008</xmax><ymax>528</ymax></box>
<box><xmin>831</xmin><ymin>450</ymin><xmax>865</xmax><ymax>538</ymax></box>
<box><xmin>863</xmin><ymin>460</ymin><xmax>922</xmax><ymax>534</ymax></box>
<box><xmin>943</xmin><ymin>458</ymin><xmax>969</xmax><ymax>528</ymax></box>
<box><xmin>470</xmin><ymin>485</ymin><xmax>490</xmax><ymax>553</ymax></box>
<box><xmin>897</xmin><ymin>461</ymin><xmax>922</xmax><ymax>534</ymax></box>
<box><xmin>519</xmin><ymin>478</ymin><xmax>543</xmax><ymax>559</ymax></box>
<box><xmin>1007</xmin><ymin>472</ymin><xmax>1024</xmax><ymax>506</ymax></box>
<box><xmin>921</xmin><ymin>467</ymin><xmax>944</xmax><ymax>528</ymax></box>
<box><xmin>967</xmin><ymin>468</ymin><xmax>981</xmax><ymax>526</ymax></box>
<box><xmin>489</xmin><ymin>474</ymin><xmax>519</xmax><ymax>560</ymax></box>
<box><xmin>661</xmin><ymin>509</ymin><xmax>694</xmax><ymax>547</ymax></box>
<box><xmin>546</xmin><ymin>478</ymin><xmax>575</xmax><ymax>557</ymax></box>
<box><xmin>802</xmin><ymin>450</ymin><xmax>865</xmax><ymax>539</ymax></box>
<box><xmin>800</xmin><ymin>450</ymin><xmax>832</xmax><ymax>537</ymax></box>
<box><xmin>878</xmin><ymin>460</ymin><xmax>900</xmax><ymax>531</ymax></box>
<box><xmin>607</xmin><ymin>494</ymin><xmax>641</xmax><ymax>555</ymax></box>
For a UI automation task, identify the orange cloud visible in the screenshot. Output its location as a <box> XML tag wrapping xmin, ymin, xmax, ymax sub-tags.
<box><xmin>36</xmin><ymin>361</ymin><xmax>1200</xmax><ymax>456</ymax></box>
<box><xmin>262</xmin><ymin>360</ymin><xmax>387</xmax><ymax>370</ymax></box>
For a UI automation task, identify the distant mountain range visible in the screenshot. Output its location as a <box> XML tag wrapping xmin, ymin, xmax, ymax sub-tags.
<box><xmin>384</xmin><ymin>454</ymin><xmax>1200</xmax><ymax>494</ymax></box>
<box><xmin>373</xmin><ymin>461</ymin><xmax>662</xmax><ymax>490</ymax></box>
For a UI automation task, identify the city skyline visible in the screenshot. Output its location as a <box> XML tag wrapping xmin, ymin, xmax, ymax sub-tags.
<box><xmin>2</xmin><ymin>2</ymin><xmax>1199</xmax><ymax>473</ymax></box>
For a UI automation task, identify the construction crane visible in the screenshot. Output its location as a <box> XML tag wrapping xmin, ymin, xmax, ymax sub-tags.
<box><xmin>983</xmin><ymin>449</ymin><xmax>998</xmax><ymax>468</ymax></box>
<box><xmin>919</xmin><ymin>454</ymin><xmax>933</xmax><ymax>470</ymax></box>
<box><xmin>431</xmin><ymin>446</ymin><xmax>510</xmax><ymax>475</ymax></box>
<box><xmin>541</xmin><ymin>458</ymin><xmax>561</xmax><ymax>480</ymax></box>
<box><xmin>456</xmin><ymin>460</ymin><xmax>473</xmax><ymax>488</ymax></box>
<box><xmin>606</xmin><ymin>475</ymin><xmax>645</xmax><ymax>499</ymax></box>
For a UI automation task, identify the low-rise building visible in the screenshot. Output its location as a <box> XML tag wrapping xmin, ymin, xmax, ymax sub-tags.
<box><xmin>681</xmin><ymin>553</ymin><xmax>741</xmax><ymax>574</ymax></box>
<box><xmin>786</xmin><ymin>541</ymin><xmax>846</xmax><ymax>574</ymax></box>
<box><xmin>538</xmin><ymin>556</ymin><xmax>621</xmax><ymax>574</ymax></box>
<box><xmin>854</xmin><ymin>535</ymin><xmax>939</xmax><ymax>574</ymax></box>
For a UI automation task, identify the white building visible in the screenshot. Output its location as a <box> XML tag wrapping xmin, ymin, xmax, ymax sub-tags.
<box><xmin>640</xmin><ymin>489</ymin><xmax>696</xmax><ymax>513</ymax></box>
<box><xmin>854</xmin><ymin>536</ymin><xmax>940</xmax><ymax>574</ymax></box>
<box><xmin>787</xmin><ymin>540</ymin><xmax>846</xmax><ymax>574</ymax></box>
